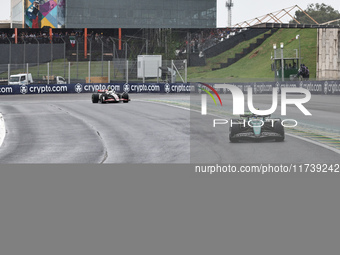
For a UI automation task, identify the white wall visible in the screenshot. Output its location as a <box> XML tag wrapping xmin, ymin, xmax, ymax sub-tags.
<box><xmin>317</xmin><ymin>28</ymin><xmax>340</xmax><ymax>80</ymax></box>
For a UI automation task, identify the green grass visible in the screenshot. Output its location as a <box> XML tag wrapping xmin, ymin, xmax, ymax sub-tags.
<box><xmin>187</xmin><ymin>28</ymin><xmax>317</xmax><ymax>83</ymax></box>
<box><xmin>1</xmin><ymin>60</ymin><xmax>125</xmax><ymax>81</ymax></box>
<box><xmin>1</xmin><ymin>28</ymin><xmax>317</xmax><ymax>83</ymax></box>
<box><xmin>189</xmin><ymin>31</ymin><xmax>271</xmax><ymax>73</ymax></box>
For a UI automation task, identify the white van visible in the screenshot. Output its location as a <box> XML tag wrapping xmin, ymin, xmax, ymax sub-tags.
<box><xmin>43</xmin><ymin>75</ymin><xmax>67</xmax><ymax>84</ymax></box>
<box><xmin>9</xmin><ymin>73</ymin><xmax>33</xmax><ymax>85</ymax></box>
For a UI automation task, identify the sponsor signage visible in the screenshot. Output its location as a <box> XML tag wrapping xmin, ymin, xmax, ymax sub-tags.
<box><xmin>197</xmin><ymin>81</ymin><xmax>340</xmax><ymax>95</ymax></box>
<box><xmin>0</xmin><ymin>83</ymin><xmax>194</xmax><ymax>95</ymax></box>
<box><xmin>0</xmin><ymin>81</ymin><xmax>339</xmax><ymax>95</ymax></box>
<box><xmin>0</xmin><ymin>84</ymin><xmax>69</xmax><ymax>95</ymax></box>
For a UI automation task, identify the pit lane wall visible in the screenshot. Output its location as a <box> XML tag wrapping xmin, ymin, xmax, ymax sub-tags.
<box><xmin>0</xmin><ymin>80</ymin><xmax>340</xmax><ymax>95</ymax></box>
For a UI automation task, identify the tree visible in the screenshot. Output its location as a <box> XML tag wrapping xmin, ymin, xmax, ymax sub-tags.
<box><xmin>291</xmin><ymin>3</ymin><xmax>340</xmax><ymax>25</ymax></box>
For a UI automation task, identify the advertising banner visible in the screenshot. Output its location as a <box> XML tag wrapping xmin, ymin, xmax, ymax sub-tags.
<box><xmin>0</xmin><ymin>83</ymin><xmax>194</xmax><ymax>95</ymax></box>
<box><xmin>0</xmin><ymin>81</ymin><xmax>339</xmax><ymax>95</ymax></box>
<box><xmin>195</xmin><ymin>80</ymin><xmax>340</xmax><ymax>95</ymax></box>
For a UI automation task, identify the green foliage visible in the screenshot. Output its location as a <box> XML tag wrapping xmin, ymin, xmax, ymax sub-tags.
<box><xmin>292</xmin><ymin>3</ymin><xmax>340</xmax><ymax>25</ymax></box>
<box><xmin>187</xmin><ymin>28</ymin><xmax>317</xmax><ymax>83</ymax></box>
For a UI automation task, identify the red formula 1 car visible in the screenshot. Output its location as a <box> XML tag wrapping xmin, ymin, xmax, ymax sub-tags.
<box><xmin>91</xmin><ymin>89</ymin><xmax>130</xmax><ymax>103</ymax></box>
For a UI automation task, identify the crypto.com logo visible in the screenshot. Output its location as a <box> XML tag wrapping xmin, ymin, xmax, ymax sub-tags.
<box><xmin>200</xmin><ymin>83</ymin><xmax>312</xmax><ymax>116</ymax></box>
<box><xmin>20</xmin><ymin>85</ymin><xmax>28</xmax><ymax>94</ymax></box>
<box><xmin>74</xmin><ymin>83</ymin><xmax>83</xmax><ymax>93</ymax></box>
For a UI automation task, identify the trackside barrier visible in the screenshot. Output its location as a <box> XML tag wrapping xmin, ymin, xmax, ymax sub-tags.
<box><xmin>196</xmin><ymin>80</ymin><xmax>340</xmax><ymax>95</ymax></box>
<box><xmin>0</xmin><ymin>83</ymin><xmax>194</xmax><ymax>95</ymax></box>
<box><xmin>1</xmin><ymin>81</ymin><xmax>340</xmax><ymax>95</ymax></box>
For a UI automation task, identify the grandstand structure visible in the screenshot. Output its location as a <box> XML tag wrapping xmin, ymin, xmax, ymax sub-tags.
<box><xmin>3</xmin><ymin>2</ymin><xmax>340</xmax><ymax>80</ymax></box>
<box><xmin>11</xmin><ymin>0</ymin><xmax>216</xmax><ymax>29</ymax></box>
<box><xmin>232</xmin><ymin>5</ymin><xmax>319</xmax><ymax>28</ymax></box>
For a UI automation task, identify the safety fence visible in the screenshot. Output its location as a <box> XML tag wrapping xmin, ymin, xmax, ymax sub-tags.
<box><xmin>0</xmin><ymin>59</ymin><xmax>187</xmax><ymax>85</ymax></box>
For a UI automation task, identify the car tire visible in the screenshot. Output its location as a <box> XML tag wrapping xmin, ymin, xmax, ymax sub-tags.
<box><xmin>229</xmin><ymin>135</ymin><xmax>238</xmax><ymax>143</ymax></box>
<box><xmin>274</xmin><ymin>120</ymin><xmax>284</xmax><ymax>142</ymax></box>
<box><xmin>229</xmin><ymin>120</ymin><xmax>240</xmax><ymax>143</ymax></box>
<box><xmin>100</xmin><ymin>95</ymin><xmax>106</xmax><ymax>104</ymax></box>
<box><xmin>122</xmin><ymin>92</ymin><xmax>129</xmax><ymax>103</ymax></box>
<box><xmin>92</xmin><ymin>93</ymin><xmax>99</xmax><ymax>103</ymax></box>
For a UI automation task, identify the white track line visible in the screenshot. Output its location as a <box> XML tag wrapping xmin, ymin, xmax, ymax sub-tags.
<box><xmin>139</xmin><ymin>99</ymin><xmax>340</xmax><ymax>155</ymax></box>
<box><xmin>285</xmin><ymin>133</ymin><xmax>340</xmax><ymax>155</ymax></box>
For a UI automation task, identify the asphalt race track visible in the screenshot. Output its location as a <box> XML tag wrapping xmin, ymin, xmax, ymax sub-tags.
<box><xmin>190</xmin><ymin>93</ymin><xmax>340</xmax><ymax>164</ymax></box>
<box><xmin>0</xmin><ymin>94</ymin><xmax>190</xmax><ymax>163</ymax></box>
<box><xmin>0</xmin><ymin>93</ymin><xmax>339</xmax><ymax>164</ymax></box>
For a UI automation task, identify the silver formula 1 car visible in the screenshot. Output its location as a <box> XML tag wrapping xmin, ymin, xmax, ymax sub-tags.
<box><xmin>91</xmin><ymin>89</ymin><xmax>130</xmax><ymax>103</ymax></box>
<box><xmin>229</xmin><ymin>113</ymin><xmax>284</xmax><ymax>142</ymax></box>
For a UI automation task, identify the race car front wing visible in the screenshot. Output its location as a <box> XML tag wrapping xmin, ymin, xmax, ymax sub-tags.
<box><xmin>232</xmin><ymin>132</ymin><xmax>283</xmax><ymax>140</ymax></box>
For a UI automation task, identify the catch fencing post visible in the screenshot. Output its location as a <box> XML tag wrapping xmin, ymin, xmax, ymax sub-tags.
<box><xmin>171</xmin><ymin>60</ymin><xmax>174</xmax><ymax>83</ymax></box>
<box><xmin>23</xmin><ymin>39</ymin><xmax>26</xmax><ymax>68</ymax></box>
<box><xmin>68</xmin><ymin>62</ymin><xmax>71</xmax><ymax>84</ymax></box>
<box><xmin>60</xmin><ymin>36</ymin><xmax>66</xmax><ymax>77</ymax></box>
<box><xmin>8</xmin><ymin>64</ymin><xmax>10</xmax><ymax>84</ymax></box>
<box><xmin>6</xmin><ymin>37</ymin><xmax>11</xmax><ymax>66</ymax></box>
<box><xmin>98</xmin><ymin>36</ymin><xmax>104</xmax><ymax>77</ymax></box>
<box><xmin>157</xmin><ymin>60</ymin><xmax>159</xmax><ymax>83</ymax></box>
<box><xmin>88</xmin><ymin>61</ymin><xmax>91</xmax><ymax>83</ymax></box>
<box><xmin>108</xmin><ymin>61</ymin><xmax>110</xmax><ymax>83</ymax></box>
<box><xmin>125</xmin><ymin>41</ymin><xmax>127</xmax><ymax>60</ymax></box>
<box><xmin>33</xmin><ymin>37</ymin><xmax>39</xmax><ymax>76</ymax></box>
<box><xmin>126</xmin><ymin>60</ymin><xmax>129</xmax><ymax>84</ymax></box>
<box><xmin>143</xmin><ymin>58</ymin><xmax>145</xmax><ymax>84</ymax></box>
<box><xmin>87</xmin><ymin>37</ymin><xmax>92</xmax><ymax>62</ymax></box>
<box><xmin>47</xmin><ymin>62</ymin><xmax>50</xmax><ymax>85</ymax></box>
<box><xmin>76</xmin><ymin>39</ymin><xmax>79</xmax><ymax>80</ymax></box>
<box><xmin>50</xmin><ymin>38</ymin><xmax>53</xmax><ymax>75</ymax></box>
<box><xmin>184</xmin><ymin>59</ymin><xmax>187</xmax><ymax>83</ymax></box>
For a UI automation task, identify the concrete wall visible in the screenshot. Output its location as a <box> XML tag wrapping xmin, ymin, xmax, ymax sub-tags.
<box><xmin>317</xmin><ymin>28</ymin><xmax>340</xmax><ymax>80</ymax></box>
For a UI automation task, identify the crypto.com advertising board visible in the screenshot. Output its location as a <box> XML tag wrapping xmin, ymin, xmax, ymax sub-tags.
<box><xmin>0</xmin><ymin>83</ymin><xmax>193</xmax><ymax>95</ymax></box>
